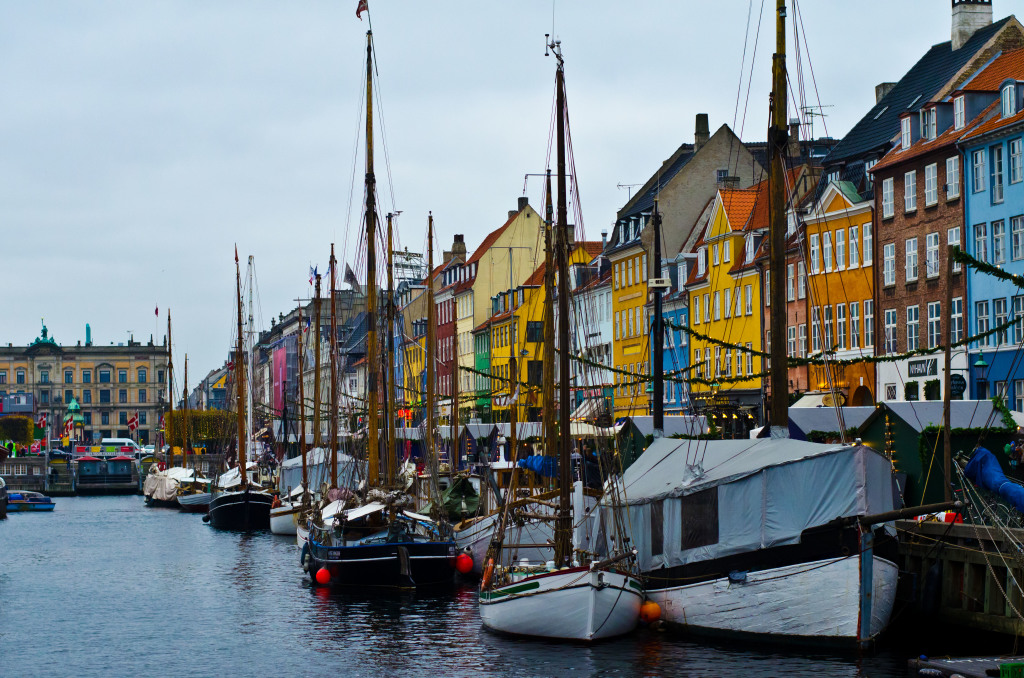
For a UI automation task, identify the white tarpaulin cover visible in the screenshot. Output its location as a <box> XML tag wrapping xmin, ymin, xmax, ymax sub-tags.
<box><xmin>604</xmin><ymin>438</ymin><xmax>895</xmax><ymax>573</ymax></box>
<box><xmin>322</xmin><ymin>500</ymin><xmax>384</xmax><ymax>523</ymax></box>
<box><xmin>279</xmin><ymin>448</ymin><xmax>361</xmax><ymax>494</ymax></box>
<box><xmin>217</xmin><ymin>462</ymin><xmax>258</xmax><ymax>489</ymax></box>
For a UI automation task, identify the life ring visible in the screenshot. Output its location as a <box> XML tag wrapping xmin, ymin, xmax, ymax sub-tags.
<box><xmin>481</xmin><ymin>557</ymin><xmax>495</xmax><ymax>589</ymax></box>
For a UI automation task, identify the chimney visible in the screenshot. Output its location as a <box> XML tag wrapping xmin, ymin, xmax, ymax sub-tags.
<box><xmin>451</xmin><ymin>234</ymin><xmax>467</xmax><ymax>261</ymax></box>
<box><xmin>875</xmin><ymin>82</ymin><xmax>896</xmax><ymax>104</ymax></box>
<box><xmin>601</xmin><ymin>229</ymin><xmax>608</xmax><ymax>250</ymax></box>
<box><xmin>85</xmin><ymin>323</ymin><xmax>92</xmax><ymax>347</ymax></box>
<box><xmin>694</xmin><ymin>113</ymin><xmax>710</xmax><ymax>152</ymax></box>
<box><xmin>952</xmin><ymin>0</ymin><xmax>992</xmax><ymax>51</ymax></box>
<box><xmin>788</xmin><ymin>117</ymin><xmax>802</xmax><ymax>161</ymax></box>
<box><xmin>518</xmin><ymin>196</ymin><xmax>529</xmax><ymax>212</ymax></box>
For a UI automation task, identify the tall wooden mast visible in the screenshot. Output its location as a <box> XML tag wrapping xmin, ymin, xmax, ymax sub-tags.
<box><xmin>553</xmin><ymin>45</ymin><xmax>572</xmax><ymax>568</ymax></box>
<box><xmin>297</xmin><ymin>303</ymin><xmax>309</xmax><ymax>496</ymax></box>
<box><xmin>386</xmin><ymin>213</ymin><xmax>397</xmax><ymax>485</ymax></box>
<box><xmin>767</xmin><ymin>0</ymin><xmax>789</xmax><ymax>436</ymax></box>
<box><xmin>313</xmin><ymin>275</ymin><xmax>322</xmax><ymax>450</ymax></box>
<box><xmin>542</xmin><ymin>170</ymin><xmax>556</xmax><ymax>466</ymax></box>
<box><xmin>182</xmin><ymin>355</ymin><xmax>190</xmax><ymax>468</ymax></box>
<box><xmin>426</xmin><ymin>214</ymin><xmax>437</xmax><ymax>477</ymax></box>
<box><xmin>166</xmin><ymin>310</ymin><xmax>173</xmax><ymax>466</ymax></box>
<box><xmin>235</xmin><ymin>248</ymin><xmax>248</xmax><ymax>488</ymax></box>
<box><xmin>365</xmin><ymin>30</ymin><xmax>380</xmax><ymax>487</ymax></box>
<box><xmin>330</xmin><ymin>244</ymin><xmax>339</xmax><ymax>488</ymax></box>
<box><xmin>652</xmin><ymin>200</ymin><xmax>664</xmax><ymax>436</ymax></box>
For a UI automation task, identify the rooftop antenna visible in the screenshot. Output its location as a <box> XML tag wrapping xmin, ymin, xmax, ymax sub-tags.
<box><xmin>617</xmin><ymin>182</ymin><xmax>643</xmax><ymax>200</ymax></box>
<box><xmin>800</xmin><ymin>104</ymin><xmax>832</xmax><ymax>140</ymax></box>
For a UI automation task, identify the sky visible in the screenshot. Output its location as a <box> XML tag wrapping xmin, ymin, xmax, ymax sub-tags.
<box><xmin>0</xmin><ymin>1</ymin><xmax>990</xmax><ymax>380</ymax></box>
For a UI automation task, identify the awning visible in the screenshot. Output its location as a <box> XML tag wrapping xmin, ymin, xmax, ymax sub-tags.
<box><xmin>791</xmin><ymin>392</ymin><xmax>844</xmax><ymax>408</ymax></box>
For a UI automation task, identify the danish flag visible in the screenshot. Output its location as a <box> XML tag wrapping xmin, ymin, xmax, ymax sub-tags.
<box><xmin>128</xmin><ymin>412</ymin><xmax>140</xmax><ymax>432</ymax></box>
<box><xmin>36</xmin><ymin>413</ymin><xmax>46</xmax><ymax>429</ymax></box>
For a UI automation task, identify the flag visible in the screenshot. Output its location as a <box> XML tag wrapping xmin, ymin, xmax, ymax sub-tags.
<box><xmin>128</xmin><ymin>412</ymin><xmax>140</xmax><ymax>432</ymax></box>
<box><xmin>303</xmin><ymin>316</ymin><xmax>311</xmax><ymax>333</ymax></box>
<box><xmin>30</xmin><ymin>440</ymin><xmax>40</xmax><ymax>454</ymax></box>
<box><xmin>159</xmin><ymin>414</ymin><xmax>165</xmax><ymax>431</ymax></box>
<box><xmin>356</xmin><ymin>0</ymin><xmax>368</xmax><ymax>20</ymax></box>
<box><xmin>344</xmin><ymin>263</ymin><xmax>362</xmax><ymax>294</ymax></box>
<box><xmin>235</xmin><ymin>245</ymin><xmax>239</xmax><ymax>264</ymax></box>
<box><xmin>64</xmin><ymin>418</ymin><xmax>73</xmax><ymax>437</ymax></box>
<box><xmin>309</xmin><ymin>265</ymin><xmax>315</xmax><ymax>285</ymax></box>
<box><xmin>155</xmin><ymin>305</ymin><xmax>159</xmax><ymax>317</ymax></box>
<box><xmin>36</xmin><ymin>413</ymin><xmax>46</xmax><ymax>429</ymax></box>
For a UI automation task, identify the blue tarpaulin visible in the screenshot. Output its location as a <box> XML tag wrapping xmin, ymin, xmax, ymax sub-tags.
<box><xmin>965</xmin><ymin>447</ymin><xmax>1024</xmax><ymax>513</ymax></box>
<box><xmin>517</xmin><ymin>455</ymin><xmax>558</xmax><ymax>478</ymax></box>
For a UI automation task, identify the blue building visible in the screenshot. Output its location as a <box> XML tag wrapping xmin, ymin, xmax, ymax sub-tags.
<box><xmin>962</xmin><ymin>50</ymin><xmax>1024</xmax><ymax>407</ymax></box>
<box><xmin>661</xmin><ymin>253</ymin><xmax>691</xmax><ymax>415</ymax></box>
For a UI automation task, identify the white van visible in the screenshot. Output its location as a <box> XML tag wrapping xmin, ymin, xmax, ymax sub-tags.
<box><xmin>99</xmin><ymin>438</ymin><xmax>143</xmax><ymax>454</ymax></box>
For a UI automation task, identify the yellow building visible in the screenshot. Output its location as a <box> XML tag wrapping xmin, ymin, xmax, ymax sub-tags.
<box><xmin>608</xmin><ymin>230</ymin><xmax>649</xmax><ymax>418</ymax></box>
<box><xmin>685</xmin><ymin>187</ymin><xmax>765</xmax><ymax>417</ymax></box>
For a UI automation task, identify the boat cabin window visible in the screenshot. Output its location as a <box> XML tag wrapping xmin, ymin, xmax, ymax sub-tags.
<box><xmin>680</xmin><ymin>488</ymin><xmax>719</xmax><ymax>550</ymax></box>
<box><xmin>650</xmin><ymin>500</ymin><xmax>664</xmax><ymax>556</ymax></box>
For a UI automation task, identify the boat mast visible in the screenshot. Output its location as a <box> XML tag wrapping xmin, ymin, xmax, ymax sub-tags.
<box><xmin>426</xmin><ymin>214</ymin><xmax>438</xmax><ymax>481</ymax></box>
<box><xmin>652</xmin><ymin>200</ymin><xmax>664</xmax><ymax>437</ymax></box>
<box><xmin>166</xmin><ymin>310</ymin><xmax>173</xmax><ymax>467</ymax></box>
<box><xmin>235</xmin><ymin>249</ymin><xmax>248</xmax><ymax>488</ymax></box>
<box><xmin>553</xmin><ymin>42</ymin><xmax>572</xmax><ymax>568</ymax></box>
<box><xmin>182</xmin><ymin>355</ymin><xmax>189</xmax><ymax>469</ymax></box>
<box><xmin>542</xmin><ymin>170</ymin><xmax>556</xmax><ymax>469</ymax></box>
<box><xmin>386</xmin><ymin>213</ymin><xmax>397</xmax><ymax>485</ymax></box>
<box><xmin>247</xmin><ymin>256</ymin><xmax>256</xmax><ymax>468</ymax></box>
<box><xmin>452</xmin><ymin>261</ymin><xmax>461</xmax><ymax>460</ymax></box>
<box><xmin>330</xmin><ymin>244</ymin><xmax>339</xmax><ymax>488</ymax></box>
<box><xmin>296</xmin><ymin>303</ymin><xmax>309</xmax><ymax>497</ymax></box>
<box><xmin>365</xmin><ymin>30</ymin><xmax>380</xmax><ymax>487</ymax></box>
<box><xmin>313</xmin><ymin>275</ymin><xmax>323</xmax><ymax>450</ymax></box>
<box><xmin>767</xmin><ymin>0</ymin><xmax>789</xmax><ymax>438</ymax></box>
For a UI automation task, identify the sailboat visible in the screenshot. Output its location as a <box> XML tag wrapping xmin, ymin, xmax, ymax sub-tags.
<box><xmin>478</xmin><ymin>39</ymin><xmax>643</xmax><ymax>642</ymax></box>
<box><xmin>301</xmin><ymin>29</ymin><xmax>456</xmax><ymax>589</ymax></box>
<box><xmin>207</xmin><ymin>250</ymin><xmax>275</xmax><ymax>530</ymax></box>
<box><xmin>610</xmin><ymin>1</ymin><xmax>900</xmax><ymax>647</ymax></box>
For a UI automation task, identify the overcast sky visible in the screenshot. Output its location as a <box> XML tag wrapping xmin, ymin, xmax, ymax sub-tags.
<box><xmin>0</xmin><ymin>1</ymin><xmax>996</xmax><ymax>380</ymax></box>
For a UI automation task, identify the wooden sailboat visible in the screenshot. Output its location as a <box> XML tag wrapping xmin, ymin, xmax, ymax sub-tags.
<box><xmin>301</xmin><ymin>30</ymin><xmax>456</xmax><ymax>589</ymax></box>
<box><xmin>478</xmin><ymin>39</ymin><xmax>643</xmax><ymax>641</ymax></box>
<box><xmin>271</xmin><ymin>304</ymin><xmax>310</xmax><ymax>536</ymax></box>
<box><xmin>207</xmin><ymin>250</ymin><xmax>274</xmax><ymax>530</ymax></box>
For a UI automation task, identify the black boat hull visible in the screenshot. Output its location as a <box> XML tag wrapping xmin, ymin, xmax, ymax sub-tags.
<box><xmin>307</xmin><ymin>539</ymin><xmax>457</xmax><ymax>589</ymax></box>
<box><xmin>208</xmin><ymin>489</ymin><xmax>273</xmax><ymax>530</ymax></box>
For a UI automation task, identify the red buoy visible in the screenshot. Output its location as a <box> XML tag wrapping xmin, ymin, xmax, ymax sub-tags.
<box><xmin>455</xmin><ymin>552</ymin><xmax>474</xmax><ymax>574</ymax></box>
<box><xmin>315</xmin><ymin>567</ymin><xmax>331</xmax><ymax>585</ymax></box>
<box><xmin>639</xmin><ymin>600</ymin><xmax>662</xmax><ymax>624</ymax></box>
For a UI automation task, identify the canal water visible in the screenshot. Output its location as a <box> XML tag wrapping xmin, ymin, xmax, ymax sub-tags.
<box><xmin>0</xmin><ymin>496</ymin><xmax>957</xmax><ymax>676</ymax></box>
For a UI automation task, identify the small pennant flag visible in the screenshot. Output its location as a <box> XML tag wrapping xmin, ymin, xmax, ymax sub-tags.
<box><xmin>303</xmin><ymin>316</ymin><xmax>311</xmax><ymax>333</ymax></box>
<box><xmin>356</xmin><ymin>0</ymin><xmax>368</xmax><ymax>20</ymax></box>
<box><xmin>309</xmin><ymin>265</ymin><xmax>315</xmax><ymax>286</ymax></box>
<box><xmin>155</xmin><ymin>305</ymin><xmax>159</xmax><ymax>317</ymax></box>
<box><xmin>235</xmin><ymin>245</ymin><xmax>239</xmax><ymax>264</ymax></box>
<box><xmin>344</xmin><ymin>263</ymin><xmax>362</xmax><ymax>295</ymax></box>
<box><xmin>36</xmin><ymin>413</ymin><xmax>46</xmax><ymax>429</ymax></box>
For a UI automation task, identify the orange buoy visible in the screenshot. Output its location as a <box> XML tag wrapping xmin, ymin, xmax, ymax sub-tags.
<box><xmin>639</xmin><ymin>600</ymin><xmax>662</xmax><ymax>624</ymax></box>
<box><xmin>315</xmin><ymin>567</ymin><xmax>331</xmax><ymax>585</ymax></box>
<box><xmin>455</xmin><ymin>552</ymin><xmax>474</xmax><ymax>574</ymax></box>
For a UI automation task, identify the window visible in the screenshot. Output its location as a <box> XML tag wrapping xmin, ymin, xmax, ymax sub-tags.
<box><xmin>954</xmin><ymin>95</ymin><xmax>965</xmax><ymax>129</ymax></box>
<box><xmin>949</xmin><ymin>226</ymin><xmax>962</xmax><ymax>272</ymax></box>
<box><xmin>714</xmin><ymin>292</ymin><xmax>721</xmax><ymax>321</ymax></box>
<box><xmin>925</xmin><ymin>232</ymin><xmax>939</xmax><ymax>278</ymax></box>
<box><xmin>836</xmin><ymin>229</ymin><xmax>846</xmax><ymax>269</ymax></box>
<box><xmin>996</xmin><ymin>298</ymin><xmax>1009</xmax><ymax>345</ymax></box>
<box><xmin>977</xmin><ymin>301</ymin><xmax>990</xmax><ymax>348</ymax></box>
<box><xmin>927</xmin><ymin>302</ymin><xmax>941</xmax><ymax>349</ymax></box>
<box><xmin>1016</xmin><ymin>380</ymin><xmax>1024</xmax><ymax>413</ymax></box>
<box><xmin>650</xmin><ymin>501</ymin><xmax>664</xmax><ymax>556</ymax></box>
<box><xmin>1003</xmin><ymin>83</ymin><xmax>1017</xmax><ymax>118</ymax></box>
<box><xmin>865</xmin><ymin>300</ymin><xmax>874</xmax><ymax>347</ymax></box>
<box><xmin>798</xmin><ymin>324</ymin><xmax>807</xmax><ymax>357</ymax></box>
<box><xmin>714</xmin><ymin>347</ymin><xmax>721</xmax><ymax>377</ymax></box>
<box><xmin>905</xmin><ymin>237</ymin><xmax>918</xmax><ymax>282</ymax></box>
<box><xmin>786</xmin><ymin>264</ymin><xmax>795</xmax><ymax>301</ymax></box>
<box><xmin>925</xmin><ymin>163</ymin><xmax>938</xmax><ymax>206</ymax></box>
<box><xmin>118</xmin><ymin>370</ymin><xmax>127</xmax><ymax>383</ymax></box>
<box><xmin>744</xmin><ymin>285</ymin><xmax>753</xmax><ymax>315</ymax></box>
<box><xmin>680</xmin><ymin>488</ymin><xmax>719</xmax><ymax>550</ymax></box>
<box><xmin>811</xmin><ymin>307</ymin><xmax>821</xmax><ymax>352</ymax></box>
<box><xmin>1012</xmin><ymin>139</ymin><xmax>1023</xmax><ymax>184</ymax></box>
<box><xmin>64</xmin><ymin>370</ymin><xmax>73</xmax><ymax>384</ymax></box>
<box><xmin>39</xmin><ymin>391</ymin><xmax>49</xmax><ymax>405</ymax></box>
<box><xmin>993</xmin><ymin>145</ymin><xmax>1005</xmax><ymax>203</ymax></box>
<box><xmin>797</xmin><ymin>261</ymin><xmax>806</xmax><ymax>298</ymax></box>
<box><xmin>712</xmin><ymin>244</ymin><xmax>719</xmax><ymax>266</ymax></box>
<box><xmin>863</xmin><ymin>224</ymin><xmax>873</xmax><ymax>265</ymax></box>
<box><xmin>99</xmin><ymin>370</ymin><xmax>110</xmax><ymax>383</ymax></box>
<box><xmin>947</xmin><ymin>156</ymin><xmax>960</xmax><ymax>198</ymax></box>
<box><xmin>724</xmin><ymin>288</ymin><xmax>732</xmax><ymax>319</ymax></box>
<box><xmin>901</xmin><ymin>116</ymin><xmax>911</xmax><ymax>149</ymax></box>
<box><xmin>1016</xmin><ymin>296</ymin><xmax>1024</xmax><ymax>345</ymax></box>
<box><xmin>882</xmin><ymin>178</ymin><xmax>894</xmax><ymax>218</ymax></box>
<box><xmin>83</xmin><ymin>412</ymin><xmax>91</xmax><ymax>425</ymax></box>
<box><xmin>63</xmin><ymin>389</ymin><xmax>72</xmax><ymax>403</ymax></box>
<box><xmin>139</xmin><ymin>389</ymin><xmax>146</xmax><ymax>404</ymax></box>
<box><xmin>16</xmin><ymin>370</ymin><xmax>25</xmax><ymax>384</ymax></box>
<box><xmin>641</xmin><ymin>255</ymin><xmax>648</xmax><ymax>281</ymax></box>
<box><xmin>994</xmin><ymin>220</ymin><xmax>1007</xmax><ymax>264</ymax></box>
<box><xmin>100</xmin><ymin>389</ymin><xmax>111</xmax><ymax>403</ymax></box>
<box><xmin>851</xmin><ymin>302</ymin><xmax>860</xmax><ymax>349</ymax></box>
<box><xmin>809</xmin><ymin>234</ymin><xmax>820</xmax><ymax>273</ymax></box>
<box><xmin>849</xmin><ymin>226</ymin><xmax>859</xmax><ymax>267</ymax></box>
<box><xmin>904</xmin><ymin>170</ymin><xmax>917</xmax><ymax>211</ymax></box>
<box><xmin>787</xmin><ymin>326</ymin><xmax>797</xmax><ymax>357</ymax></box>
<box><xmin>40</xmin><ymin>370</ymin><xmax>49</xmax><ymax>384</ymax></box>
<box><xmin>697</xmin><ymin>249</ymin><xmax>706</xmax><ymax>276</ymax></box>
<box><xmin>101</xmin><ymin>412</ymin><xmax>109</xmax><ymax>426</ymax></box>
<box><xmin>884</xmin><ymin>309</ymin><xmax>898</xmax><ymax>353</ymax></box>
<box><xmin>704</xmin><ymin>294</ymin><xmax>710</xmax><ymax>323</ymax></box>
<box><xmin>0</xmin><ymin>371</ymin><xmax>5</xmax><ymax>385</ymax></box>
<box><xmin>824</xmin><ymin>306</ymin><xmax>834</xmax><ymax>350</ymax></box>
<box><xmin>973</xmin><ymin>149</ymin><xmax>986</xmax><ymax>192</ymax></box>
<box><xmin>883</xmin><ymin>242</ymin><xmax>896</xmax><ymax>286</ymax></box>
<box><xmin>526</xmin><ymin>321</ymin><xmax>543</xmax><ymax>342</ymax></box>
<box><xmin>723</xmin><ymin>241</ymin><xmax>731</xmax><ymax>263</ymax></box>
<box><xmin>823</xmin><ymin>231</ymin><xmax>833</xmax><ymax>271</ymax></box>
<box><xmin>82</xmin><ymin>390</ymin><xmax>91</xmax><ymax>404</ymax></box>
<box><xmin>745</xmin><ymin>236</ymin><xmax>754</xmax><ymax>262</ymax></box>
<box><xmin>837</xmin><ymin>304</ymin><xmax>847</xmax><ymax>350</ymax></box>
<box><xmin>118</xmin><ymin>412</ymin><xmax>128</xmax><ymax>425</ymax></box>
<box><xmin>921</xmin><ymin>108</ymin><xmax>936</xmax><ymax>141</ymax></box>
<box><xmin>975</xmin><ymin>223</ymin><xmax>989</xmax><ymax>263</ymax></box>
<box><xmin>138</xmin><ymin>368</ymin><xmax>147</xmax><ymax>384</ymax></box>
<box><xmin>140</xmin><ymin>412</ymin><xmax>147</xmax><ymax>425</ymax></box>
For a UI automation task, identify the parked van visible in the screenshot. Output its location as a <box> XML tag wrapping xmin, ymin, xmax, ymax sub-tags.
<box><xmin>98</xmin><ymin>438</ymin><xmax>143</xmax><ymax>455</ymax></box>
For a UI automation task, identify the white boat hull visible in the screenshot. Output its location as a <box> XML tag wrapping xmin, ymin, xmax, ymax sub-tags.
<box><xmin>296</xmin><ymin>522</ymin><xmax>309</xmax><ymax>546</ymax></box>
<box><xmin>455</xmin><ymin>514</ymin><xmax>555</xmax><ymax>576</ymax></box>
<box><xmin>648</xmin><ymin>556</ymin><xmax>898</xmax><ymax>645</ymax></box>
<box><xmin>480</xmin><ymin>568</ymin><xmax>642</xmax><ymax>641</ymax></box>
<box><xmin>270</xmin><ymin>501</ymin><xmax>300</xmax><ymax>536</ymax></box>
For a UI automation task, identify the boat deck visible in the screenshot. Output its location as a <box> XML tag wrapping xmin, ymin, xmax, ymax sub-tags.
<box><xmin>907</xmin><ymin>655</ymin><xmax>1024</xmax><ymax>677</ymax></box>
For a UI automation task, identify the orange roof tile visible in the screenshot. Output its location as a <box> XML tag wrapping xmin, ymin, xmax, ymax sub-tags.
<box><xmin>873</xmin><ymin>102</ymin><xmax>997</xmax><ymax>171</ymax></box>
<box><xmin>719</xmin><ymin>188</ymin><xmax>761</xmax><ymax>231</ymax></box>
<box><xmin>960</xmin><ymin>103</ymin><xmax>1024</xmax><ymax>142</ymax></box>
<box><xmin>962</xmin><ymin>48</ymin><xmax>1024</xmax><ymax>92</ymax></box>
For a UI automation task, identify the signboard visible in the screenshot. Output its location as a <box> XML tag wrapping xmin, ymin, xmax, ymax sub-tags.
<box><xmin>951</xmin><ymin>373</ymin><xmax>967</xmax><ymax>396</ymax></box>
<box><xmin>908</xmin><ymin>359</ymin><xmax>938</xmax><ymax>378</ymax></box>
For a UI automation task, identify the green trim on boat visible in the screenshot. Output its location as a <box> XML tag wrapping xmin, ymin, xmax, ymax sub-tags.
<box><xmin>481</xmin><ymin>581</ymin><xmax>541</xmax><ymax>600</ymax></box>
<box><xmin>629</xmin><ymin>579</ymin><xmax>643</xmax><ymax>591</ymax></box>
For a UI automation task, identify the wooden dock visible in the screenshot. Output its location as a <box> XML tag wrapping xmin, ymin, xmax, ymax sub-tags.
<box><xmin>897</xmin><ymin>519</ymin><xmax>1024</xmax><ymax>636</ymax></box>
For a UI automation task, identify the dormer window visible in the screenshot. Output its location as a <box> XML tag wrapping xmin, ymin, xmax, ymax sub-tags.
<box><xmin>697</xmin><ymin>248</ymin><xmax>706</xmax><ymax>276</ymax></box>
<box><xmin>919</xmin><ymin>108</ymin><xmax>936</xmax><ymax>141</ymax></box>
<box><xmin>954</xmin><ymin>95</ymin><xmax>965</xmax><ymax>130</ymax></box>
<box><xmin>1002</xmin><ymin>82</ymin><xmax>1017</xmax><ymax>118</ymax></box>
<box><xmin>745</xmin><ymin>235</ymin><xmax>754</xmax><ymax>262</ymax></box>
<box><xmin>901</xmin><ymin>117</ymin><xmax>911</xmax><ymax>150</ymax></box>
